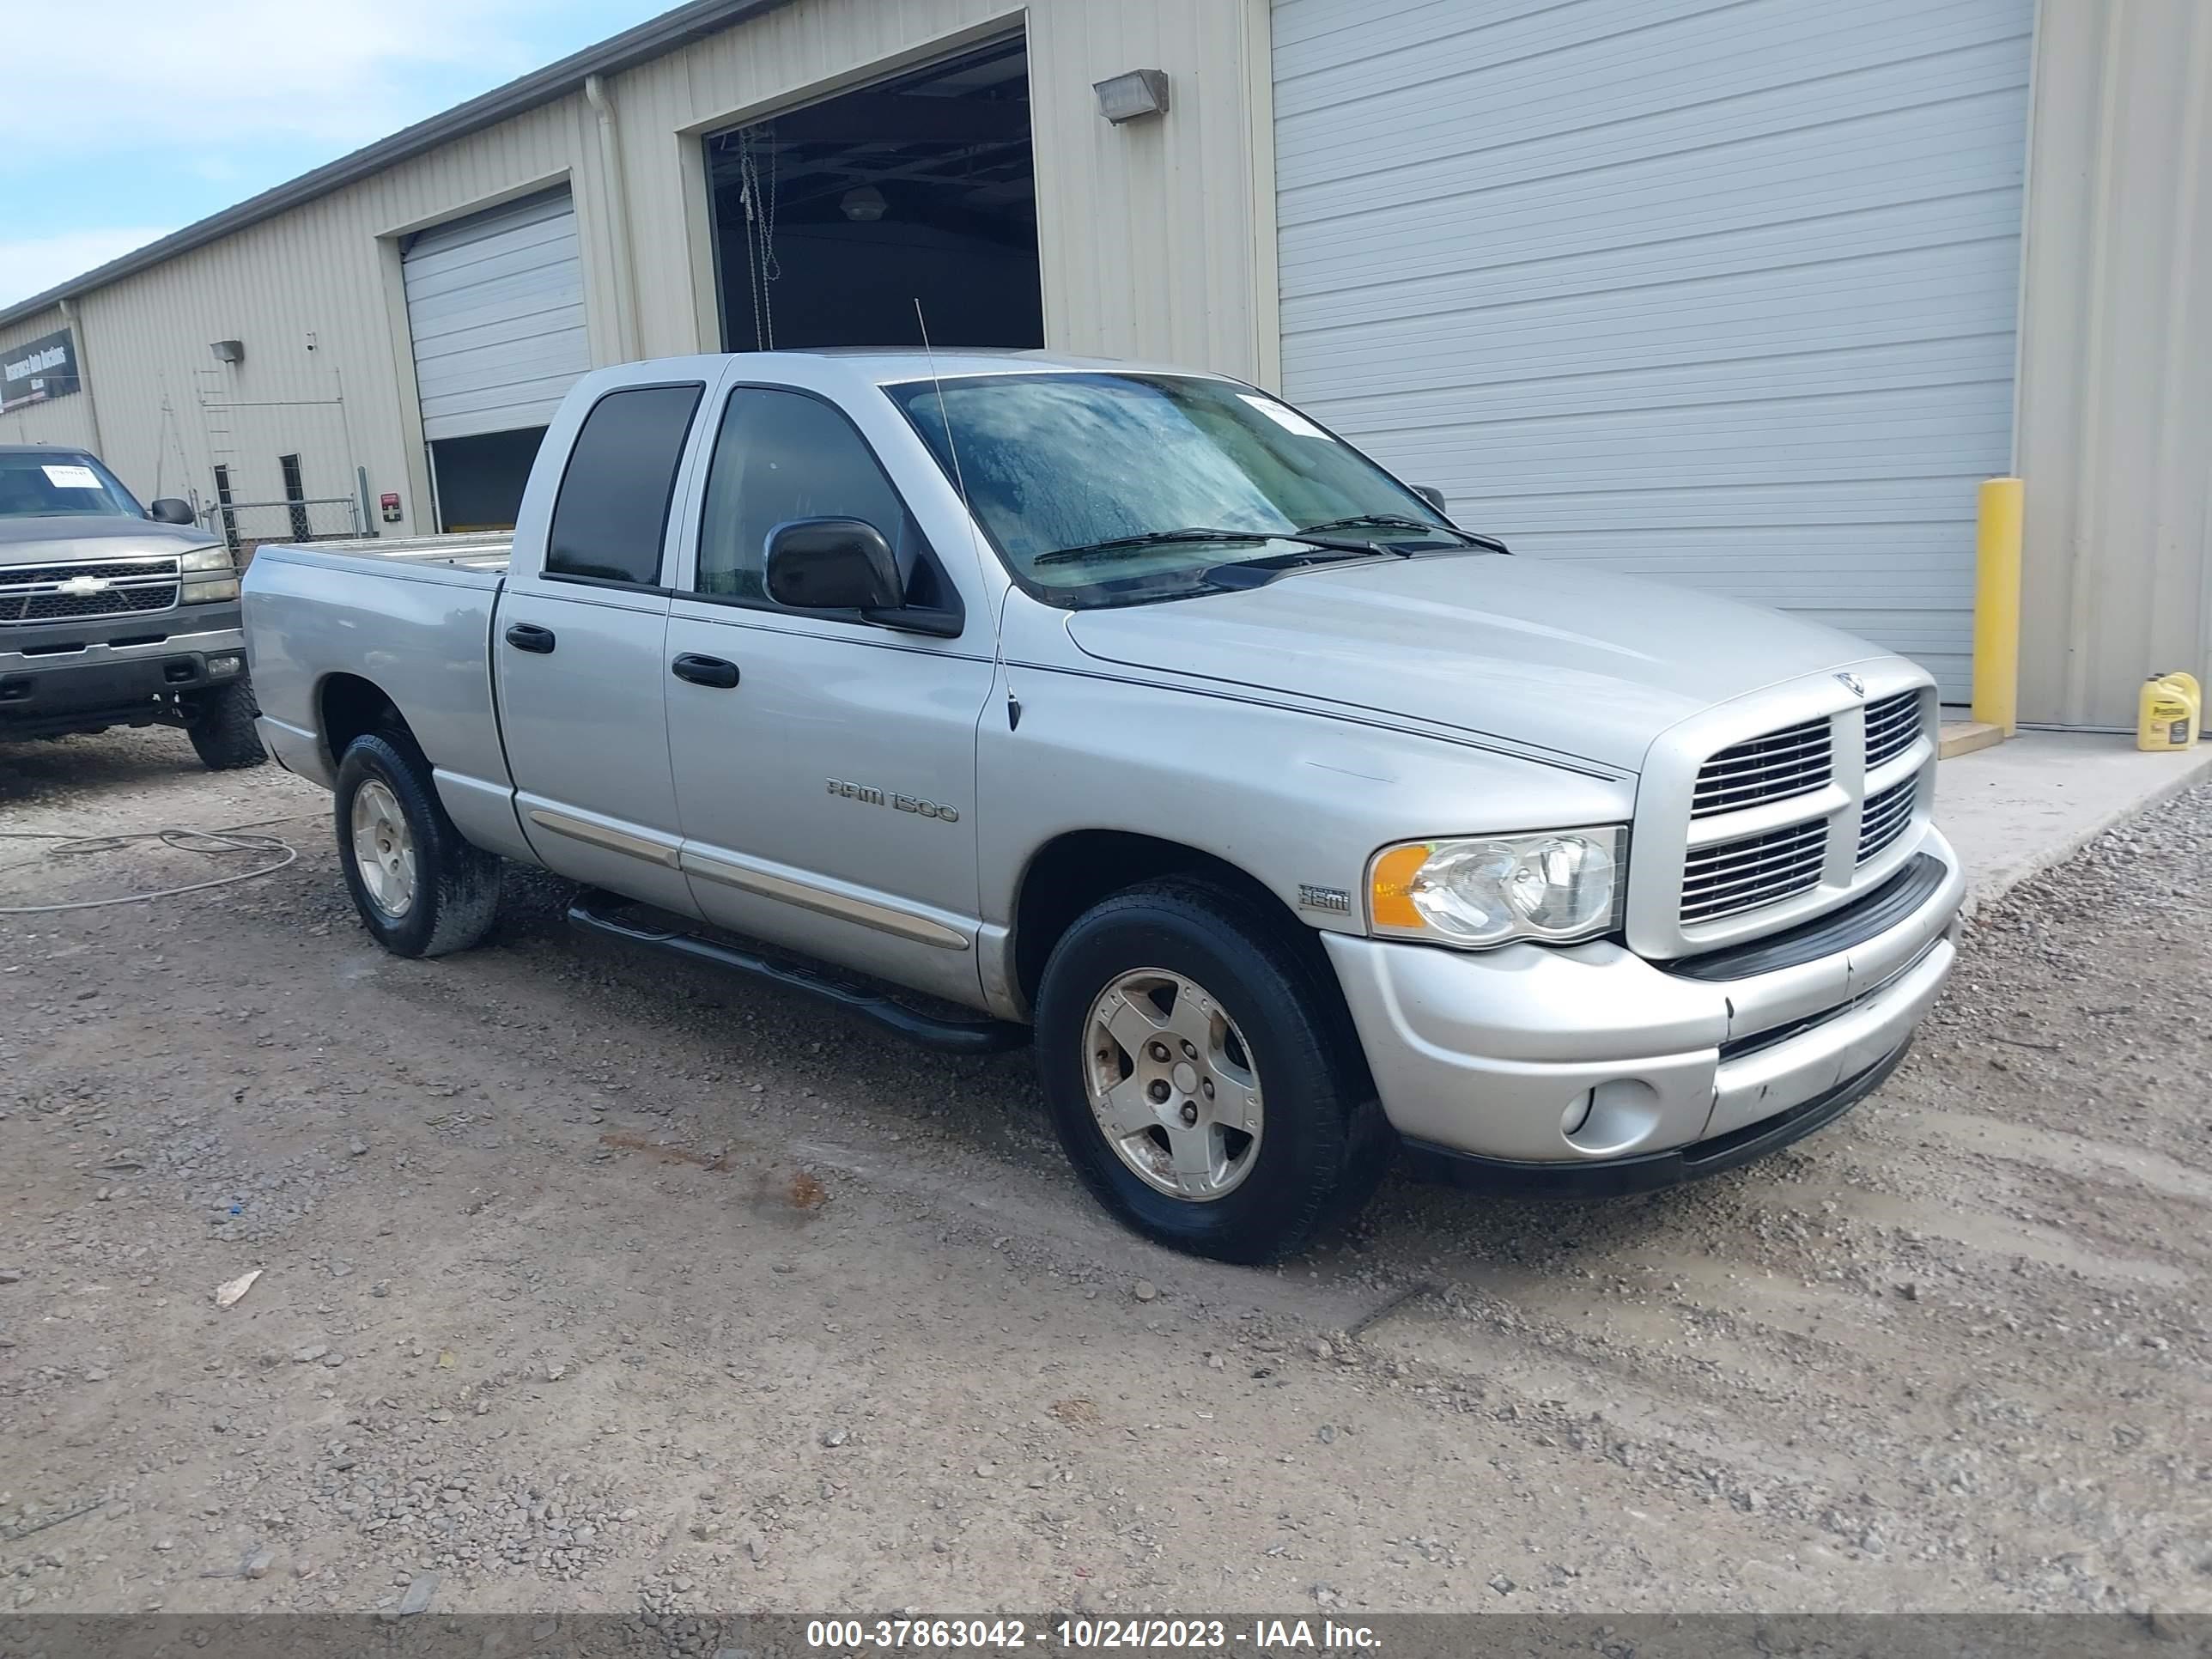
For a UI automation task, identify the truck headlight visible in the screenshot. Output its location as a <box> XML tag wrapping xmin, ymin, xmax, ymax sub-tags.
<box><xmin>180</xmin><ymin>545</ymin><xmax>239</xmax><ymax>603</ymax></box>
<box><xmin>1368</xmin><ymin>827</ymin><xmax>1624</xmax><ymax>949</ymax></box>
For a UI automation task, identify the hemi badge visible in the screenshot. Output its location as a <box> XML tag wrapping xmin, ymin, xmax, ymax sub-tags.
<box><xmin>1298</xmin><ymin>884</ymin><xmax>1352</xmax><ymax>915</ymax></box>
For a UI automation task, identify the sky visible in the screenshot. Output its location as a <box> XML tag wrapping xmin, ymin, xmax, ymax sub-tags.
<box><xmin>0</xmin><ymin>0</ymin><xmax>668</xmax><ymax>312</ymax></box>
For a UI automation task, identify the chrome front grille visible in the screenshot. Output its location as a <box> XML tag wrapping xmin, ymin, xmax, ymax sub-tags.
<box><xmin>1680</xmin><ymin>818</ymin><xmax>1829</xmax><ymax>924</ymax></box>
<box><xmin>1864</xmin><ymin>690</ymin><xmax>1921</xmax><ymax>771</ymax></box>
<box><xmin>1691</xmin><ymin>715</ymin><xmax>1832</xmax><ymax>818</ymax></box>
<box><xmin>1660</xmin><ymin>684</ymin><xmax>1935</xmax><ymax>943</ymax></box>
<box><xmin>1859</xmin><ymin>775</ymin><xmax>1917</xmax><ymax>864</ymax></box>
<box><xmin>0</xmin><ymin>556</ymin><xmax>181</xmax><ymax>624</ymax></box>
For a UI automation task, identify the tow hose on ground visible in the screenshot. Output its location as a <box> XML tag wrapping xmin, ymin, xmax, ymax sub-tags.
<box><xmin>0</xmin><ymin>820</ymin><xmax>303</xmax><ymax>915</ymax></box>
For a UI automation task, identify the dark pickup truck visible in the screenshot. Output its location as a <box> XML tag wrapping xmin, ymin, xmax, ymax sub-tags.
<box><xmin>0</xmin><ymin>444</ymin><xmax>263</xmax><ymax>769</ymax></box>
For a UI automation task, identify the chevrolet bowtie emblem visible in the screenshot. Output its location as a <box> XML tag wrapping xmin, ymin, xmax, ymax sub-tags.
<box><xmin>57</xmin><ymin>575</ymin><xmax>113</xmax><ymax>597</ymax></box>
<box><xmin>1836</xmin><ymin>672</ymin><xmax>1865</xmax><ymax>697</ymax></box>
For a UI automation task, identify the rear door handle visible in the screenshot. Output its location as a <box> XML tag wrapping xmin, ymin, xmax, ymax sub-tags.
<box><xmin>671</xmin><ymin>653</ymin><xmax>740</xmax><ymax>690</ymax></box>
<box><xmin>504</xmin><ymin>622</ymin><xmax>556</xmax><ymax>654</ymax></box>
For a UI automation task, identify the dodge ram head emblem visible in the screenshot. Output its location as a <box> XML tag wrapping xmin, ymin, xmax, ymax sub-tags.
<box><xmin>58</xmin><ymin>575</ymin><xmax>113</xmax><ymax>597</ymax></box>
<box><xmin>1836</xmin><ymin>672</ymin><xmax>1865</xmax><ymax>697</ymax></box>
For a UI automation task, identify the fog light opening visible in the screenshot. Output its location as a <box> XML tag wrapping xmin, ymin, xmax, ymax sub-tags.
<box><xmin>1564</xmin><ymin>1078</ymin><xmax>1663</xmax><ymax>1156</ymax></box>
<box><xmin>1561</xmin><ymin>1091</ymin><xmax>1595</xmax><ymax>1137</ymax></box>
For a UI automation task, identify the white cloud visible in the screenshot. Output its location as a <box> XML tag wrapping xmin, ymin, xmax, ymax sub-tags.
<box><xmin>0</xmin><ymin>0</ymin><xmax>560</xmax><ymax>161</ymax></box>
<box><xmin>0</xmin><ymin>228</ymin><xmax>178</xmax><ymax>311</ymax></box>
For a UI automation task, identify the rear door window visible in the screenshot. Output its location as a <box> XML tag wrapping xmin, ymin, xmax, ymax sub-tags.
<box><xmin>545</xmin><ymin>383</ymin><xmax>704</xmax><ymax>586</ymax></box>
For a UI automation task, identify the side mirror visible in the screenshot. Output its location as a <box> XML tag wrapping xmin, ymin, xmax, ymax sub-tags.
<box><xmin>1411</xmin><ymin>485</ymin><xmax>1449</xmax><ymax>514</ymax></box>
<box><xmin>764</xmin><ymin>518</ymin><xmax>902</xmax><ymax>611</ymax></box>
<box><xmin>149</xmin><ymin>497</ymin><xmax>196</xmax><ymax>526</ymax></box>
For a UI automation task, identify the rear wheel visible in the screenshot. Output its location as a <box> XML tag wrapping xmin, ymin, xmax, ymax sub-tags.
<box><xmin>334</xmin><ymin>731</ymin><xmax>501</xmax><ymax>957</ymax></box>
<box><xmin>1034</xmin><ymin>877</ymin><xmax>1389</xmax><ymax>1262</ymax></box>
<box><xmin>185</xmin><ymin>677</ymin><xmax>266</xmax><ymax>771</ymax></box>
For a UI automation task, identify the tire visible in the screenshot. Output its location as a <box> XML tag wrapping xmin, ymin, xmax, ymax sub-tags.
<box><xmin>1033</xmin><ymin>877</ymin><xmax>1391</xmax><ymax>1263</ymax></box>
<box><xmin>333</xmin><ymin>730</ymin><xmax>501</xmax><ymax>958</ymax></box>
<box><xmin>185</xmin><ymin>677</ymin><xmax>267</xmax><ymax>770</ymax></box>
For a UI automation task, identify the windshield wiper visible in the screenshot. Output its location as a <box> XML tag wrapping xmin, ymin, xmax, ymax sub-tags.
<box><xmin>1297</xmin><ymin>513</ymin><xmax>1510</xmax><ymax>554</ymax></box>
<box><xmin>1033</xmin><ymin>526</ymin><xmax>1381</xmax><ymax>567</ymax></box>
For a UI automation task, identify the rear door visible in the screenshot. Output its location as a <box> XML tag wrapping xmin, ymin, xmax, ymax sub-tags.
<box><xmin>495</xmin><ymin>375</ymin><xmax>710</xmax><ymax>914</ymax></box>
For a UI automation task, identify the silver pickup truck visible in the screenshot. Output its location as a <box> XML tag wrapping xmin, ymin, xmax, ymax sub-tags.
<box><xmin>244</xmin><ymin>350</ymin><xmax>1964</xmax><ymax>1261</ymax></box>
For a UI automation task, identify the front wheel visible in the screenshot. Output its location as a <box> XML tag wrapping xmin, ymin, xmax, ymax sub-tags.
<box><xmin>334</xmin><ymin>731</ymin><xmax>501</xmax><ymax>957</ymax></box>
<box><xmin>184</xmin><ymin>677</ymin><xmax>266</xmax><ymax>771</ymax></box>
<box><xmin>1033</xmin><ymin>878</ymin><xmax>1389</xmax><ymax>1263</ymax></box>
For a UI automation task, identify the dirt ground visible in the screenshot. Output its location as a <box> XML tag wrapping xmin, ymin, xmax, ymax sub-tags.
<box><xmin>2</xmin><ymin>726</ymin><xmax>2208</xmax><ymax>1620</ymax></box>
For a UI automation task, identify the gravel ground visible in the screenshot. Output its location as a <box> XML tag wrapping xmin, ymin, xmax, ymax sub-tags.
<box><xmin>2</xmin><ymin>725</ymin><xmax>2209</xmax><ymax>1620</ymax></box>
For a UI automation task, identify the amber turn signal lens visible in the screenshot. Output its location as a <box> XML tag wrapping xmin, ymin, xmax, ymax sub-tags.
<box><xmin>1369</xmin><ymin>842</ymin><xmax>1431</xmax><ymax>931</ymax></box>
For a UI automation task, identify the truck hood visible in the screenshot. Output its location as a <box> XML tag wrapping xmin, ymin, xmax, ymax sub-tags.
<box><xmin>0</xmin><ymin>516</ymin><xmax>220</xmax><ymax>566</ymax></box>
<box><xmin>1064</xmin><ymin>553</ymin><xmax>1887</xmax><ymax>772</ymax></box>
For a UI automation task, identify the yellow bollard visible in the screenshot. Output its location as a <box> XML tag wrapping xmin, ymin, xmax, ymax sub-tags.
<box><xmin>1972</xmin><ymin>477</ymin><xmax>2024</xmax><ymax>736</ymax></box>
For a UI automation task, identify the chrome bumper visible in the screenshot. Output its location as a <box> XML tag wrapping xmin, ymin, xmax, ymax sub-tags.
<box><xmin>1324</xmin><ymin>827</ymin><xmax>1964</xmax><ymax>1172</ymax></box>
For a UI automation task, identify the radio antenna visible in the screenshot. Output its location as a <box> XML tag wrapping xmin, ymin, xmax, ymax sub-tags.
<box><xmin>914</xmin><ymin>298</ymin><xmax>1008</xmax><ymax>642</ymax></box>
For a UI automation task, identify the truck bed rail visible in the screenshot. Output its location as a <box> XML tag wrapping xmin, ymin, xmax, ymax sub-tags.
<box><xmin>256</xmin><ymin>532</ymin><xmax>513</xmax><ymax>573</ymax></box>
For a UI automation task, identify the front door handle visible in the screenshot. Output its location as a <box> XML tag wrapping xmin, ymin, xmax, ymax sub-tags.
<box><xmin>671</xmin><ymin>653</ymin><xmax>740</xmax><ymax>689</ymax></box>
<box><xmin>504</xmin><ymin>622</ymin><xmax>556</xmax><ymax>654</ymax></box>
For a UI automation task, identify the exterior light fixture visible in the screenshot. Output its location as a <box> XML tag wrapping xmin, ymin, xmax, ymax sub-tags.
<box><xmin>210</xmin><ymin>340</ymin><xmax>245</xmax><ymax>364</ymax></box>
<box><xmin>840</xmin><ymin>185</ymin><xmax>888</xmax><ymax>222</ymax></box>
<box><xmin>1093</xmin><ymin>70</ymin><xmax>1170</xmax><ymax>125</ymax></box>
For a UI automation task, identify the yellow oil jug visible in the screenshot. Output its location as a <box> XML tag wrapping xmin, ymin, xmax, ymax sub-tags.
<box><xmin>2136</xmin><ymin>671</ymin><xmax>2202</xmax><ymax>751</ymax></box>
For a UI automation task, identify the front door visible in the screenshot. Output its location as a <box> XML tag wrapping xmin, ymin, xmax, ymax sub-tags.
<box><xmin>662</xmin><ymin>384</ymin><xmax>996</xmax><ymax>1005</ymax></box>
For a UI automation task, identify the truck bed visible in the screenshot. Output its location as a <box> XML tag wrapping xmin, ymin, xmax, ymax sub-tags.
<box><xmin>241</xmin><ymin>533</ymin><xmax>514</xmax><ymax>803</ymax></box>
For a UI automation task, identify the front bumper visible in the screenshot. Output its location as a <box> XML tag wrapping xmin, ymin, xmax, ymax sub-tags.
<box><xmin>1324</xmin><ymin>828</ymin><xmax>1964</xmax><ymax>1181</ymax></box>
<box><xmin>0</xmin><ymin>611</ymin><xmax>246</xmax><ymax>738</ymax></box>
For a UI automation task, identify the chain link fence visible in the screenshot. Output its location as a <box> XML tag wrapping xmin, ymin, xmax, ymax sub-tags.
<box><xmin>206</xmin><ymin>497</ymin><xmax>362</xmax><ymax>564</ymax></box>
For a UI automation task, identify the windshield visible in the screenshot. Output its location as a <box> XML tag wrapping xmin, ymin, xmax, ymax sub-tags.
<box><xmin>886</xmin><ymin>373</ymin><xmax>1459</xmax><ymax>605</ymax></box>
<box><xmin>0</xmin><ymin>451</ymin><xmax>142</xmax><ymax>520</ymax></box>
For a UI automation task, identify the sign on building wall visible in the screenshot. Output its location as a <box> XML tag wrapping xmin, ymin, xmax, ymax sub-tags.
<box><xmin>1</xmin><ymin>328</ymin><xmax>81</xmax><ymax>414</ymax></box>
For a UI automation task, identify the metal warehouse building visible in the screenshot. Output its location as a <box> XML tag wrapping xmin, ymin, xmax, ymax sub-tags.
<box><xmin>2</xmin><ymin>0</ymin><xmax>2205</xmax><ymax>728</ymax></box>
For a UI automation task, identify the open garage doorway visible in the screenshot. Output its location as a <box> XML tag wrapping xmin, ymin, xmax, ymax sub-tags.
<box><xmin>707</xmin><ymin>34</ymin><xmax>1041</xmax><ymax>353</ymax></box>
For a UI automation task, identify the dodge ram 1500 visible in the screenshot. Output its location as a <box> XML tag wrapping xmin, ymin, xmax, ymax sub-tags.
<box><xmin>243</xmin><ymin>351</ymin><xmax>1964</xmax><ymax>1260</ymax></box>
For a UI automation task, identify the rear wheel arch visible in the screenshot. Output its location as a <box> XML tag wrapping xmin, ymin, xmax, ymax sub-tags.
<box><xmin>319</xmin><ymin>673</ymin><xmax>411</xmax><ymax>771</ymax></box>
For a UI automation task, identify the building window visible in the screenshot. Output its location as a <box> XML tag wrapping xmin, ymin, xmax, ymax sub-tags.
<box><xmin>211</xmin><ymin>465</ymin><xmax>240</xmax><ymax>553</ymax></box>
<box><xmin>279</xmin><ymin>453</ymin><xmax>309</xmax><ymax>542</ymax></box>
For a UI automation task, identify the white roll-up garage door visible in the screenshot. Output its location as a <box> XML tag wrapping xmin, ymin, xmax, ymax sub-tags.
<box><xmin>1273</xmin><ymin>0</ymin><xmax>2034</xmax><ymax>699</ymax></box>
<box><xmin>403</xmin><ymin>190</ymin><xmax>591</xmax><ymax>442</ymax></box>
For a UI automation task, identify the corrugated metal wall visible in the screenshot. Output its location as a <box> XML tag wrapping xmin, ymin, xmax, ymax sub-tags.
<box><xmin>45</xmin><ymin>0</ymin><xmax>1271</xmax><ymax>538</ymax></box>
<box><xmin>2014</xmin><ymin>0</ymin><xmax>2212</xmax><ymax>728</ymax></box>
<box><xmin>0</xmin><ymin>308</ymin><xmax>100</xmax><ymax>453</ymax></box>
<box><xmin>1271</xmin><ymin>0</ymin><xmax>2033</xmax><ymax>702</ymax></box>
<box><xmin>58</xmin><ymin>93</ymin><xmax>617</xmax><ymax>534</ymax></box>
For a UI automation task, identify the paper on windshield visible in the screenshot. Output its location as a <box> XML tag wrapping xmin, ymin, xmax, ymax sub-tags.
<box><xmin>41</xmin><ymin>465</ymin><xmax>102</xmax><ymax>489</ymax></box>
<box><xmin>1237</xmin><ymin>394</ymin><xmax>1329</xmax><ymax>441</ymax></box>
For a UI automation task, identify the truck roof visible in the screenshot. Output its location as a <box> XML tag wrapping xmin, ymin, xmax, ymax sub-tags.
<box><xmin>725</xmin><ymin>348</ymin><xmax>1240</xmax><ymax>386</ymax></box>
